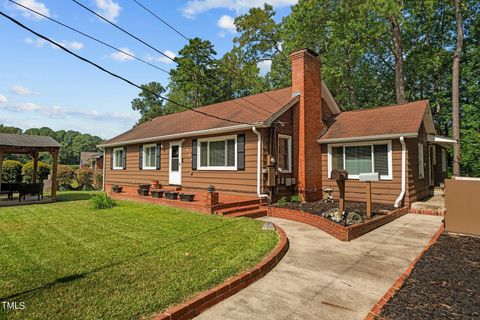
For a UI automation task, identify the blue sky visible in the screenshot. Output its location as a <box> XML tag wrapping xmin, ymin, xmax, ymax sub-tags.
<box><xmin>0</xmin><ymin>0</ymin><xmax>296</xmax><ymax>139</ymax></box>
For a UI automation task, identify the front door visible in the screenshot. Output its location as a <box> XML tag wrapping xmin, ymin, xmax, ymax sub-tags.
<box><xmin>169</xmin><ymin>142</ymin><xmax>182</xmax><ymax>185</ymax></box>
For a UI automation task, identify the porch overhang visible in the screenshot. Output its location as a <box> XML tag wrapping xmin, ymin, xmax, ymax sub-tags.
<box><xmin>427</xmin><ymin>134</ymin><xmax>456</xmax><ymax>148</ymax></box>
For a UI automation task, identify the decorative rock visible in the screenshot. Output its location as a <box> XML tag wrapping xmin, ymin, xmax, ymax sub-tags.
<box><xmin>262</xmin><ymin>222</ymin><xmax>276</xmax><ymax>231</ymax></box>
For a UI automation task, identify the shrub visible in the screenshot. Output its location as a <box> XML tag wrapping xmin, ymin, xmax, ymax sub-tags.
<box><xmin>290</xmin><ymin>194</ymin><xmax>301</xmax><ymax>203</ymax></box>
<box><xmin>93</xmin><ymin>171</ymin><xmax>103</xmax><ymax>190</ymax></box>
<box><xmin>77</xmin><ymin>167</ymin><xmax>94</xmax><ymax>190</ymax></box>
<box><xmin>57</xmin><ymin>165</ymin><xmax>75</xmax><ymax>191</ymax></box>
<box><xmin>89</xmin><ymin>192</ymin><xmax>115</xmax><ymax>210</ymax></box>
<box><xmin>278</xmin><ymin>196</ymin><xmax>288</xmax><ymax>207</ymax></box>
<box><xmin>22</xmin><ymin>161</ymin><xmax>50</xmax><ymax>183</ymax></box>
<box><xmin>1</xmin><ymin>160</ymin><xmax>23</xmax><ymax>183</ymax></box>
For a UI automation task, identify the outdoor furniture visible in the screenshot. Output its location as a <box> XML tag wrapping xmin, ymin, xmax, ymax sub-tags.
<box><xmin>19</xmin><ymin>183</ymin><xmax>44</xmax><ymax>201</ymax></box>
<box><xmin>0</xmin><ymin>182</ymin><xmax>23</xmax><ymax>200</ymax></box>
<box><xmin>0</xmin><ymin>190</ymin><xmax>14</xmax><ymax>200</ymax></box>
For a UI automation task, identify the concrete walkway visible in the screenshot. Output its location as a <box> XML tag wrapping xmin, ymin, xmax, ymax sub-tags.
<box><xmin>196</xmin><ymin>214</ymin><xmax>443</xmax><ymax>320</ymax></box>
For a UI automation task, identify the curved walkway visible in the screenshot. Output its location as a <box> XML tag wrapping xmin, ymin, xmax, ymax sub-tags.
<box><xmin>196</xmin><ymin>214</ymin><xmax>443</xmax><ymax>320</ymax></box>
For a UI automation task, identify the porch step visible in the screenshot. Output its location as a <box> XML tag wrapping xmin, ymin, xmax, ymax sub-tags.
<box><xmin>213</xmin><ymin>199</ymin><xmax>261</xmax><ymax>211</ymax></box>
<box><xmin>224</xmin><ymin>208</ymin><xmax>268</xmax><ymax>219</ymax></box>
<box><xmin>433</xmin><ymin>187</ymin><xmax>444</xmax><ymax>196</ymax></box>
<box><xmin>215</xmin><ymin>204</ymin><xmax>261</xmax><ymax>216</ymax></box>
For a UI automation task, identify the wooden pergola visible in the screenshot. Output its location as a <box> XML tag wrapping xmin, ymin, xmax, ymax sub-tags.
<box><xmin>0</xmin><ymin>133</ymin><xmax>61</xmax><ymax>202</ymax></box>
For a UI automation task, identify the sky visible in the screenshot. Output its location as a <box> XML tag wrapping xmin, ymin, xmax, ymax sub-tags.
<box><xmin>0</xmin><ymin>0</ymin><xmax>297</xmax><ymax>139</ymax></box>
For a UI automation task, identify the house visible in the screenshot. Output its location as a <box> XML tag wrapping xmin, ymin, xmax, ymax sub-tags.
<box><xmin>99</xmin><ymin>48</ymin><xmax>455</xmax><ymax>207</ymax></box>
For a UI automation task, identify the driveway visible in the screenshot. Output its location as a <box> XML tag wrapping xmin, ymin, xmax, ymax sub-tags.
<box><xmin>195</xmin><ymin>214</ymin><xmax>443</xmax><ymax>320</ymax></box>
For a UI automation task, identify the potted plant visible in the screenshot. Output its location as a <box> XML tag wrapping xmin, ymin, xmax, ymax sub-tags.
<box><xmin>179</xmin><ymin>193</ymin><xmax>195</xmax><ymax>202</ymax></box>
<box><xmin>151</xmin><ymin>180</ymin><xmax>160</xmax><ymax>189</ymax></box>
<box><xmin>151</xmin><ymin>190</ymin><xmax>164</xmax><ymax>198</ymax></box>
<box><xmin>165</xmin><ymin>191</ymin><xmax>179</xmax><ymax>200</ymax></box>
<box><xmin>138</xmin><ymin>184</ymin><xmax>151</xmax><ymax>190</ymax></box>
<box><xmin>137</xmin><ymin>188</ymin><xmax>149</xmax><ymax>196</ymax></box>
<box><xmin>112</xmin><ymin>185</ymin><xmax>123</xmax><ymax>193</ymax></box>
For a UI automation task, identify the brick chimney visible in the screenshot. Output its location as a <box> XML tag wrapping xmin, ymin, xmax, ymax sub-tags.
<box><xmin>290</xmin><ymin>48</ymin><xmax>323</xmax><ymax>201</ymax></box>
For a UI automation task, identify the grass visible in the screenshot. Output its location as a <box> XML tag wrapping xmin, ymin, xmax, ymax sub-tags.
<box><xmin>0</xmin><ymin>192</ymin><xmax>278</xmax><ymax>320</ymax></box>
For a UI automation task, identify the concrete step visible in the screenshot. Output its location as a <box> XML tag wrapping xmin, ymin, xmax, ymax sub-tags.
<box><xmin>433</xmin><ymin>187</ymin><xmax>444</xmax><ymax>196</ymax></box>
<box><xmin>224</xmin><ymin>209</ymin><xmax>268</xmax><ymax>219</ymax></box>
<box><xmin>216</xmin><ymin>204</ymin><xmax>260</xmax><ymax>216</ymax></box>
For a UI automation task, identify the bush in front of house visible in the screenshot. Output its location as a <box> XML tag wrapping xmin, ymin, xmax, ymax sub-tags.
<box><xmin>22</xmin><ymin>161</ymin><xmax>50</xmax><ymax>183</ymax></box>
<box><xmin>57</xmin><ymin>165</ymin><xmax>76</xmax><ymax>191</ymax></box>
<box><xmin>77</xmin><ymin>167</ymin><xmax>93</xmax><ymax>190</ymax></box>
<box><xmin>93</xmin><ymin>171</ymin><xmax>103</xmax><ymax>190</ymax></box>
<box><xmin>1</xmin><ymin>160</ymin><xmax>23</xmax><ymax>183</ymax></box>
<box><xmin>89</xmin><ymin>192</ymin><xmax>115</xmax><ymax>210</ymax></box>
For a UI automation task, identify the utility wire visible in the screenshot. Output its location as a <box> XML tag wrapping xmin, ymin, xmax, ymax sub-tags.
<box><xmin>130</xmin><ymin>0</ymin><xmax>286</xmax><ymax>108</ymax></box>
<box><xmin>71</xmin><ymin>0</ymin><xmax>273</xmax><ymax>116</ymax></box>
<box><xmin>9</xmin><ymin>0</ymin><xmax>170</xmax><ymax>75</ymax></box>
<box><xmin>0</xmin><ymin>11</ymin><xmax>250</xmax><ymax>125</ymax></box>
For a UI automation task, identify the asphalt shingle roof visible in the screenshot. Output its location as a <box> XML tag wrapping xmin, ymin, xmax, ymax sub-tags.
<box><xmin>0</xmin><ymin>133</ymin><xmax>61</xmax><ymax>148</ymax></box>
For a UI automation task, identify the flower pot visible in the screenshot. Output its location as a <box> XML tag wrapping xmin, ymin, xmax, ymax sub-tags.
<box><xmin>151</xmin><ymin>180</ymin><xmax>160</xmax><ymax>189</ymax></box>
<box><xmin>179</xmin><ymin>193</ymin><xmax>195</xmax><ymax>202</ymax></box>
<box><xmin>165</xmin><ymin>191</ymin><xmax>179</xmax><ymax>200</ymax></box>
<box><xmin>151</xmin><ymin>190</ymin><xmax>164</xmax><ymax>198</ymax></box>
<box><xmin>112</xmin><ymin>186</ymin><xmax>123</xmax><ymax>193</ymax></box>
<box><xmin>138</xmin><ymin>184</ymin><xmax>151</xmax><ymax>190</ymax></box>
<box><xmin>137</xmin><ymin>188</ymin><xmax>149</xmax><ymax>196</ymax></box>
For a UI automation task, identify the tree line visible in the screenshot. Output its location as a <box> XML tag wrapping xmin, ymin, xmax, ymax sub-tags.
<box><xmin>132</xmin><ymin>0</ymin><xmax>479</xmax><ymax>177</ymax></box>
<box><xmin>0</xmin><ymin>124</ymin><xmax>102</xmax><ymax>165</ymax></box>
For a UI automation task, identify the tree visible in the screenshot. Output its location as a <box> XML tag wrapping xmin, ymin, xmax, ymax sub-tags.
<box><xmin>22</xmin><ymin>161</ymin><xmax>50</xmax><ymax>183</ymax></box>
<box><xmin>0</xmin><ymin>125</ymin><xmax>22</xmax><ymax>134</ymax></box>
<box><xmin>452</xmin><ymin>0</ymin><xmax>463</xmax><ymax>176</ymax></box>
<box><xmin>131</xmin><ymin>82</ymin><xmax>167</xmax><ymax>125</ymax></box>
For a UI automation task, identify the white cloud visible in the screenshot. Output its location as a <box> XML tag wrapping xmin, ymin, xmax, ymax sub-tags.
<box><xmin>110</xmin><ymin>48</ymin><xmax>135</xmax><ymax>62</ymax></box>
<box><xmin>25</xmin><ymin>37</ymin><xmax>84</xmax><ymax>51</ymax></box>
<box><xmin>144</xmin><ymin>50</ymin><xmax>177</xmax><ymax>64</ymax></box>
<box><xmin>10</xmin><ymin>85</ymin><xmax>33</xmax><ymax>96</ymax></box>
<box><xmin>217</xmin><ymin>15</ymin><xmax>236</xmax><ymax>33</ymax></box>
<box><xmin>94</xmin><ymin>0</ymin><xmax>121</xmax><ymax>23</ymax></box>
<box><xmin>182</xmin><ymin>0</ymin><xmax>298</xmax><ymax>18</ymax></box>
<box><xmin>11</xmin><ymin>0</ymin><xmax>50</xmax><ymax>20</ymax></box>
<box><xmin>257</xmin><ymin>60</ymin><xmax>272</xmax><ymax>76</ymax></box>
<box><xmin>0</xmin><ymin>94</ymin><xmax>7</xmax><ymax>106</ymax></box>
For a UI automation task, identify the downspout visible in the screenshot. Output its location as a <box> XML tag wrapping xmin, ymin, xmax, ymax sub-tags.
<box><xmin>394</xmin><ymin>136</ymin><xmax>406</xmax><ymax>207</ymax></box>
<box><xmin>102</xmin><ymin>148</ymin><xmax>106</xmax><ymax>192</ymax></box>
<box><xmin>252</xmin><ymin>127</ymin><xmax>270</xmax><ymax>199</ymax></box>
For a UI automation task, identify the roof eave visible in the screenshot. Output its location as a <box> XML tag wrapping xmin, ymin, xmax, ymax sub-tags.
<box><xmin>317</xmin><ymin>132</ymin><xmax>418</xmax><ymax>144</ymax></box>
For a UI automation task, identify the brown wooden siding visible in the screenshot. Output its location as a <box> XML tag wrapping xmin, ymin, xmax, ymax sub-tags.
<box><xmin>405</xmin><ymin>124</ymin><xmax>430</xmax><ymax>203</ymax></box>
<box><xmin>104</xmin><ymin>129</ymin><xmax>259</xmax><ymax>196</ymax></box>
<box><xmin>321</xmin><ymin>140</ymin><xmax>404</xmax><ymax>205</ymax></box>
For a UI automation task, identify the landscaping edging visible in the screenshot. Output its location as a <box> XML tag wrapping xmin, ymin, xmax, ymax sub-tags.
<box><xmin>364</xmin><ymin>225</ymin><xmax>445</xmax><ymax>320</ymax></box>
<box><xmin>154</xmin><ymin>225</ymin><xmax>289</xmax><ymax>320</ymax></box>
<box><xmin>267</xmin><ymin>206</ymin><xmax>409</xmax><ymax>241</ymax></box>
<box><xmin>409</xmin><ymin>207</ymin><xmax>446</xmax><ymax>216</ymax></box>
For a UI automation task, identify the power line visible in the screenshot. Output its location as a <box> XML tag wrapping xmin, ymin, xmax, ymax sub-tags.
<box><xmin>0</xmin><ymin>11</ymin><xmax>251</xmax><ymax>125</ymax></box>
<box><xmin>8</xmin><ymin>0</ymin><xmax>171</xmax><ymax>75</ymax></box>
<box><xmin>70</xmin><ymin>0</ymin><xmax>273</xmax><ymax>117</ymax></box>
<box><xmin>130</xmin><ymin>0</ymin><xmax>286</xmax><ymax>108</ymax></box>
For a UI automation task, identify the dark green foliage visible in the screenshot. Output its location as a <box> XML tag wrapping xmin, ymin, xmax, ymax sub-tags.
<box><xmin>89</xmin><ymin>192</ymin><xmax>115</xmax><ymax>209</ymax></box>
<box><xmin>76</xmin><ymin>167</ymin><xmax>93</xmax><ymax>190</ymax></box>
<box><xmin>22</xmin><ymin>161</ymin><xmax>50</xmax><ymax>183</ymax></box>
<box><xmin>1</xmin><ymin>160</ymin><xmax>23</xmax><ymax>183</ymax></box>
<box><xmin>0</xmin><ymin>124</ymin><xmax>22</xmax><ymax>134</ymax></box>
<box><xmin>290</xmin><ymin>194</ymin><xmax>301</xmax><ymax>203</ymax></box>
<box><xmin>131</xmin><ymin>82</ymin><xmax>167</xmax><ymax>125</ymax></box>
<box><xmin>57</xmin><ymin>165</ymin><xmax>76</xmax><ymax>190</ymax></box>
<box><xmin>278</xmin><ymin>196</ymin><xmax>288</xmax><ymax>206</ymax></box>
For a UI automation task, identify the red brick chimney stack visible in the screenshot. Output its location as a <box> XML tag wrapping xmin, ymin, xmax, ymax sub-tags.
<box><xmin>290</xmin><ymin>48</ymin><xmax>323</xmax><ymax>201</ymax></box>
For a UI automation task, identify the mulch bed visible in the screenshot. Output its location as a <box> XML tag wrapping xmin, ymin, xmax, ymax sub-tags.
<box><xmin>378</xmin><ymin>233</ymin><xmax>480</xmax><ymax>320</ymax></box>
<box><xmin>275</xmin><ymin>200</ymin><xmax>395</xmax><ymax>218</ymax></box>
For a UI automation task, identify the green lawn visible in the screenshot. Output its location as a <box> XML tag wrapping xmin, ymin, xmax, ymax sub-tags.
<box><xmin>0</xmin><ymin>192</ymin><xmax>278</xmax><ymax>320</ymax></box>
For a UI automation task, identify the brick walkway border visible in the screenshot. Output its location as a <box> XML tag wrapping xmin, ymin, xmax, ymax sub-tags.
<box><xmin>154</xmin><ymin>225</ymin><xmax>289</xmax><ymax>320</ymax></box>
<box><xmin>267</xmin><ymin>206</ymin><xmax>409</xmax><ymax>241</ymax></box>
<box><xmin>410</xmin><ymin>207</ymin><xmax>446</xmax><ymax>216</ymax></box>
<box><xmin>364</xmin><ymin>225</ymin><xmax>445</xmax><ymax>319</ymax></box>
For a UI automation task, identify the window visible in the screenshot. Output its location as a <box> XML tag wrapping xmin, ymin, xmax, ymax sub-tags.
<box><xmin>418</xmin><ymin>143</ymin><xmax>425</xmax><ymax>179</ymax></box>
<box><xmin>112</xmin><ymin>147</ymin><xmax>124</xmax><ymax>169</ymax></box>
<box><xmin>441</xmin><ymin>149</ymin><xmax>447</xmax><ymax>172</ymax></box>
<box><xmin>278</xmin><ymin>134</ymin><xmax>292</xmax><ymax>173</ymax></box>
<box><xmin>143</xmin><ymin>144</ymin><xmax>156</xmax><ymax>169</ymax></box>
<box><xmin>198</xmin><ymin>135</ymin><xmax>236</xmax><ymax>170</ymax></box>
<box><xmin>329</xmin><ymin>141</ymin><xmax>392</xmax><ymax>179</ymax></box>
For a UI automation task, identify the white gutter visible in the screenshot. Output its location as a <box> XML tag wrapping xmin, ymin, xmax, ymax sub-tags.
<box><xmin>318</xmin><ymin>132</ymin><xmax>418</xmax><ymax>144</ymax></box>
<box><xmin>252</xmin><ymin>127</ymin><xmax>270</xmax><ymax>199</ymax></box>
<box><xmin>98</xmin><ymin>123</ymin><xmax>267</xmax><ymax>148</ymax></box>
<box><xmin>394</xmin><ymin>136</ymin><xmax>406</xmax><ymax>208</ymax></box>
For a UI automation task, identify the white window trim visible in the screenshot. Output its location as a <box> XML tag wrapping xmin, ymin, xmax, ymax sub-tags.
<box><xmin>418</xmin><ymin>142</ymin><xmax>425</xmax><ymax>179</ymax></box>
<box><xmin>441</xmin><ymin>149</ymin><xmax>447</xmax><ymax>172</ymax></box>
<box><xmin>112</xmin><ymin>147</ymin><xmax>124</xmax><ymax>170</ymax></box>
<box><xmin>142</xmin><ymin>143</ymin><xmax>157</xmax><ymax>170</ymax></box>
<box><xmin>197</xmin><ymin>134</ymin><xmax>237</xmax><ymax>171</ymax></box>
<box><xmin>278</xmin><ymin>134</ymin><xmax>292</xmax><ymax>173</ymax></box>
<box><xmin>327</xmin><ymin>140</ymin><xmax>393</xmax><ymax>180</ymax></box>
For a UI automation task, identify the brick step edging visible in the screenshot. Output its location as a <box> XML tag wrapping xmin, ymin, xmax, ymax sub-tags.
<box><xmin>364</xmin><ymin>225</ymin><xmax>445</xmax><ymax>319</ymax></box>
<box><xmin>155</xmin><ymin>225</ymin><xmax>289</xmax><ymax>320</ymax></box>
<box><xmin>409</xmin><ymin>207</ymin><xmax>446</xmax><ymax>216</ymax></box>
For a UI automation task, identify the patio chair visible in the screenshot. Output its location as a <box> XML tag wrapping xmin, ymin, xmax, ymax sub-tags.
<box><xmin>19</xmin><ymin>183</ymin><xmax>44</xmax><ymax>202</ymax></box>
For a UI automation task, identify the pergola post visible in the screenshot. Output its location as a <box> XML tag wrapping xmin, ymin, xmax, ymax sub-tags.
<box><xmin>51</xmin><ymin>150</ymin><xmax>59</xmax><ymax>203</ymax></box>
<box><xmin>32</xmin><ymin>152</ymin><xmax>38</xmax><ymax>184</ymax></box>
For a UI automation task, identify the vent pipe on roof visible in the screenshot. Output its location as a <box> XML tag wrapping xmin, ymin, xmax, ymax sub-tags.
<box><xmin>394</xmin><ymin>136</ymin><xmax>406</xmax><ymax>207</ymax></box>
